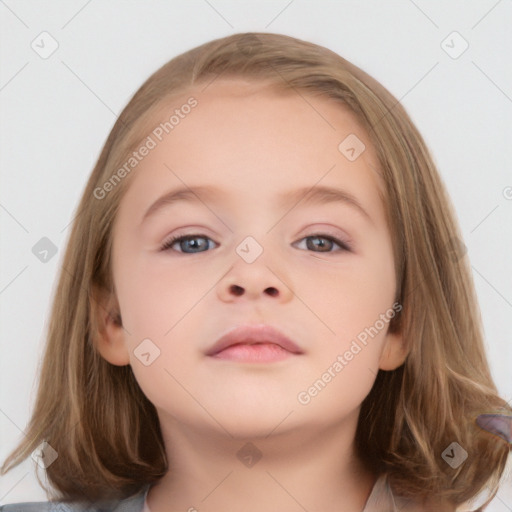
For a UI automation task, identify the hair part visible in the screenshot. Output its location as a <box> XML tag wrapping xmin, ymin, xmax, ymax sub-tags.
<box><xmin>2</xmin><ymin>32</ymin><xmax>510</xmax><ymax>507</ymax></box>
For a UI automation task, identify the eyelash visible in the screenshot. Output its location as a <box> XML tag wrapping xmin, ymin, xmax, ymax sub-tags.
<box><xmin>159</xmin><ymin>233</ymin><xmax>352</xmax><ymax>254</ymax></box>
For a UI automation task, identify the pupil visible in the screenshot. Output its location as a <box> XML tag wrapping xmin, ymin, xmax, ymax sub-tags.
<box><xmin>308</xmin><ymin>236</ymin><xmax>330</xmax><ymax>252</ymax></box>
<box><xmin>184</xmin><ymin>237</ymin><xmax>206</xmax><ymax>252</ymax></box>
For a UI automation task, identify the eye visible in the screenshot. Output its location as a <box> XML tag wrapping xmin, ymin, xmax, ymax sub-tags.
<box><xmin>160</xmin><ymin>234</ymin><xmax>217</xmax><ymax>254</ymax></box>
<box><xmin>160</xmin><ymin>232</ymin><xmax>351</xmax><ymax>254</ymax></box>
<box><xmin>294</xmin><ymin>234</ymin><xmax>351</xmax><ymax>253</ymax></box>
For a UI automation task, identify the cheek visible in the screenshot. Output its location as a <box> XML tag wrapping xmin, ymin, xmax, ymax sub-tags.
<box><xmin>129</xmin><ymin>358</ymin><xmax>199</xmax><ymax>424</ymax></box>
<box><xmin>114</xmin><ymin>251</ymin><xmax>216</xmax><ymax>334</ymax></box>
<box><xmin>126</xmin><ymin>311</ymin><xmax>204</xmax><ymax>419</ymax></box>
<box><xmin>291</xmin><ymin>239</ymin><xmax>396</xmax><ymax>387</ymax></box>
<box><xmin>285</xmin><ymin>334</ymin><xmax>386</xmax><ymax>427</ymax></box>
<box><xmin>294</xmin><ymin>357</ymin><xmax>378</xmax><ymax>418</ymax></box>
<box><xmin>294</xmin><ymin>251</ymin><xmax>396</xmax><ymax>343</ymax></box>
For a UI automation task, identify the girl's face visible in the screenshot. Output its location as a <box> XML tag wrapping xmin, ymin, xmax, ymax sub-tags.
<box><xmin>99</xmin><ymin>79</ymin><xmax>406</xmax><ymax>438</ymax></box>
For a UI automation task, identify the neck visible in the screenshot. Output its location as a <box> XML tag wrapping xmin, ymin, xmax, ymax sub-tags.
<box><xmin>147</xmin><ymin>409</ymin><xmax>376</xmax><ymax>512</ymax></box>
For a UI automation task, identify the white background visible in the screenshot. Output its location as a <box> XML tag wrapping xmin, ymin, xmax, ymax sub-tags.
<box><xmin>1</xmin><ymin>0</ymin><xmax>511</xmax><ymax>509</ymax></box>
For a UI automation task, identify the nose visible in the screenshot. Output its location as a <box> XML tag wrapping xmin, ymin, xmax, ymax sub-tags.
<box><xmin>216</xmin><ymin>252</ymin><xmax>294</xmax><ymax>303</ymax></box>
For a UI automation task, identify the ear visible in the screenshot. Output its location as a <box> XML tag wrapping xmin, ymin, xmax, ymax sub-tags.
<box><xmin>378</xmin><ymin>331</ymin><xmax>408</xmax><ymax>371</ymax></box>
<box><xmin>90</xmin><ymin>284</ymin><xmax>130</xmax><ymax>366</ymax></box>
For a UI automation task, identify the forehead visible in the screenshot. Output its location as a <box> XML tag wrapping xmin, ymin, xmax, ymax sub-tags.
<box><xmin>115</xmin><ymin>79</ymin><xmax>386</xmax><ymax>227</ymax></box>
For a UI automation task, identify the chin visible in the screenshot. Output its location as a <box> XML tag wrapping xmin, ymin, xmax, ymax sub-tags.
<box><xmin>214</xmin><ymin>403</ymin><xmax>296</xmax><ymax>438</ymax></box>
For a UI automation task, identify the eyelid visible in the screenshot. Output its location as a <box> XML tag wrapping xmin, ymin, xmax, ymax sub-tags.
<box><xmin>159</xmin><ymin>226</ymin><xmax>217</xmax><ymax>245</ymax></box>
<box><xmin>160</xmin><ymin>232</ymin><xmax>218</xmax><ymax>252</ymax></box>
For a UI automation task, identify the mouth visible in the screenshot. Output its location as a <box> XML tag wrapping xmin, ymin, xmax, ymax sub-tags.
<box><xmin>206</xmin><ymin>324</ymin><xmax>303</xmax><ymax>363</ymax></box>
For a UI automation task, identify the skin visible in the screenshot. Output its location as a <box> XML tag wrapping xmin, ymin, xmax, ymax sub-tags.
<box><xmin>95</xmin><ymin>79</ymin><xmax>408</xmax><ymax>511</ymax></box>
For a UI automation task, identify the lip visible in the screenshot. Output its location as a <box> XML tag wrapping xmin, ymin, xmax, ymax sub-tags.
<box><xmin>206</xmin><ymin>324</ymin><xmax>303</xmax><ymax>359</ymax></box>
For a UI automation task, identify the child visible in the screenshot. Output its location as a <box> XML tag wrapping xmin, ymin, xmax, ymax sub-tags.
<box><xmin>1</xmin><ymin>32</ymin><xmax>510</xmax><ymax>512</ymax></box>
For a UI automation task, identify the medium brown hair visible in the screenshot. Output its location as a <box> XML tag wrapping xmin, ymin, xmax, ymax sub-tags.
<box><xmin>2</xmin><ymin>32</ymin><xmax>510</xmax><ymax>508</ymax></box>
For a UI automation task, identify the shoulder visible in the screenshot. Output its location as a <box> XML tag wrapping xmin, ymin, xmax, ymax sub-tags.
<box><xmin>0</xmin><ymin>504</ymin><xmax>83</xmax><ymax>512</ymax></box>
<box><xmin>394</xmin><ymin>495</ymin><xmax>457</xmax><ymax>512</ymax></box>
<box><xmin>366</xmin><ymin>473</ymin><xmax>457</xmax><ymax>512</ymax></box>
<box><xmin>0</xmin><ymin>487</ymin><xmax>148</xmax><ymax>512</ymax></box>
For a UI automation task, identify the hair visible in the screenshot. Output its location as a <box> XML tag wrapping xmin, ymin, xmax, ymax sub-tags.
<box><xmin>1</xmin><ymin>32</ymin><xmax>510</xmax><ymax>508</ymax></box>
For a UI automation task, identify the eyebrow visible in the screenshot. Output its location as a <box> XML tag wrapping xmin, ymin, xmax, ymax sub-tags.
<box><xmin>140</xmin><ymin>184</ymin><xmax>373</xmax><ymax>226</ymax></box>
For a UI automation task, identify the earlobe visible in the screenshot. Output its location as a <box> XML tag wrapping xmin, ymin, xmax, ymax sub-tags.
<box><xmin>378</xmin><ymin>332</ymin><xmax>408</xmax><ymax>371</ymax></box>
<box><xmin>90</xmin><ymin>285</ymin><xmax>130</xmax><ymax>366</ymax></box>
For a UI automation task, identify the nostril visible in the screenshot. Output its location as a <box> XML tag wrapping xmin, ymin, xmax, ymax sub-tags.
<box><xmin>265</xmin><ymin>287</ymin><xmax>278</xmax><ymax>297</ymax></box>
<box><xmin>230</xmin><ymin>285</ymin><xmax>244</xmax><ymax>296</ymax></box>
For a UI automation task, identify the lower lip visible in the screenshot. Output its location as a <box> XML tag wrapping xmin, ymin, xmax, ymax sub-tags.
<box><xmin>210</xmin><ymin>343</ymin><xmax>295</xmax><ymax>363</ymax></box>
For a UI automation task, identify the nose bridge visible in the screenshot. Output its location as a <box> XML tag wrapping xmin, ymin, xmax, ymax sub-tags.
<box><xmin>216</xmin><ymin>234</ymin><xmax>293</xmax><ymax>302</ymax></box>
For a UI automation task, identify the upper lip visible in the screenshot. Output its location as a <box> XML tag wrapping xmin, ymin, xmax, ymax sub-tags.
<box><xmin>206</xmin><ymin>324</ymin><xmax>303</xmax><ymax>356</ymax></box>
